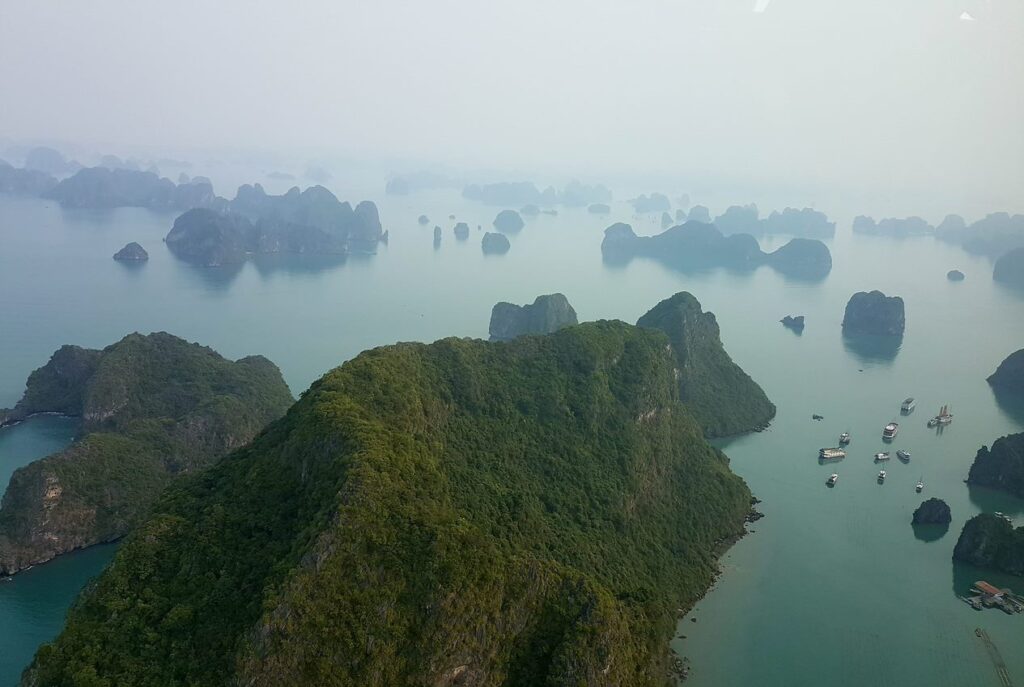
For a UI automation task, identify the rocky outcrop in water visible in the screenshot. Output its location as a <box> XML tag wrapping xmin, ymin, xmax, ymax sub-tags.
<box><xmin>936</xmin><ymin>212</ymin><xmax>1024</xmax><ymax>258</ymax></box>
<box><xmin>23</xmin><ymin>146</ymin><xmax>80</xmax><ymax>177</ymax></box>
<box><xmin>418</xmin><ymin>214</ymin><xmax>429</xmax><ymax>225</ymax></box>
<box><xmin>588</xmin><ymin>202</ymin><xmax>611</xmax><ymax>214</ymax></box>
<box><xmin>630</xmin><ymin>193</ymin><xmax>671</xmax><ymax>213</ymax></box>
<box><xmin>0</xmin><ymin>160</ymin><xmax>57</xmax><ymax>196</ymax></box>
<box><xmin>45</xmin><ymin>168</ymin><xmax>217</xmax><ymax>211</ymax></box>
<box><xmin>852</xmin><ymin>215</ymin><xmax>933</xmax><ymax>237</ymax></box>
<box><xmin>841</xmin><ymin>291</ymin><xmax>905</xmax><ymax>336</ymax></box>
<box><xmin>481</xmin><ymin>232</ymin><xmax>510</xmax><ymax>255</ymax></box>
<box><xmin>0</xmin><ymin>333</ymin><xmax>292</xmax><ymax>575</ymax></box>
<box><xmin>687</xmin><ymin>205</ymin><xmax>711</xmax><ymax>223</ymax></box>
<box><xmin>947</xmin><ymin>270</ymin><xmax>965</xmax><ymax>281</ymax></box>
<box><xmin>601</xmin><ymin>222</ymin><xmax>832</xmax><ymax>280</ymax></box>
<box><xmin>988</xmin><ymin>349</ymin><xmax>1024</xmax><ymax>400</ymax></box>
<box><xmin>112</xmin><ymin>242</ymin><xmax>148</xmax><ymax>261</ymax></box>
<box><xmin>463</xmin><ymin>180</ymin><xmax>610</xmax><ymax>207</ymax></box>
<box><xmin>912</xmin><ymin>498</ymin><xmax>951</xmax><ymax>525</ymax></box>
<box><xmin>953</xmin><ymin>514</ymin><xmax>1024</xmax><ymax>576</ymax></box>
<box><xmin>453</xmin><ymin>222</ymin><xmax>470</xmax><ymax>240</ymax></box>
<box><xmin>967</xmin><ymin>432</ymin><xmax>1024</xmax><ymax>499</ymax></box>
<box><xmin>521</xmin><ymin>204</ymin><xmax>540</xmax><ymax>216</ymax></box>
<box><xmin>993</xmin><ymin>247</ymin><xmax>1024</xmax><ymax>290</ymax></box>
<box><xmin>780</xmin><ymin>315</ymin><xmax>805</xmax><ymax>332</ymax></box>
<box><xmin>493</xmin><ymin>209</ymin><xmax>525</xmax><ymax>233</ymax></box>
<box><xmin>489</xmin><ymin>294</ymin><xmax>578</xmax><ymax>342</ymax></box>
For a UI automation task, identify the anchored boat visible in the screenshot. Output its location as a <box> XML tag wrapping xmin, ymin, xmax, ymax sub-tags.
<box><xmin>901</xmin><ymin>397</ymin><xmax>916</xmax><ymax>413</ymax></box>
<box><xmin>927</xmin><ymin>405</ymin><xmax>953</xmax><ymax>428</ymax></box>
<box><xmin>883</xmin><ymin>422</ymin><xmax>899</xmax><ymax>440</ymax></box>
<box><xmin>819</xmin><ymin>447</ymin><xmax>846</xmax><ymax>460</ymax></box>
<box><xmin>839</xmin><ymin>432</ymin><xmax>851</xmax><ymax>445</ymax></box>
<box><xmin>874</xmin><ymin>451</ymin><xmax>890</xmax><ymax>461</ymax></box>
<box><xmin>897</xmin><ymin>449</ymin><xmax>911</xmax><ymax>462</ymax></box>
<box><xmin>916</xmin><ymin>478</ymin><xmax>924</xmax><ymax>492</ymax></box>
<box><xmin>827</xmin><ymin>473</ymin><xmax>838</xmax><ymax>486</ymax></box>
<box><xmin>877</xmin><ymin>470</ymin><xmax>887</xmax><ymax>482</ymax></box>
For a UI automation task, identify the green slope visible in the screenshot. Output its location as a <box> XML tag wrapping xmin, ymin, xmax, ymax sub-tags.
<box><xmin>25</xmin><ymin>318</ymin><xmax>756</xmax><ymax>687</ymax></box>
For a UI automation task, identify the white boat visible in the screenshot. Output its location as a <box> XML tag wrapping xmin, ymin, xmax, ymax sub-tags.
<box><xmin>901</xmin><ymin>398</ymin><xmax>916</xmax><ymax>413</ymax></box>
<box><xmin>819</xmin><ymin>447</ymin><xmax>846</xmax><ymax>460</ymax></box>
<box><xmin>874</xmin><ymin>452</ymin><xmax>890</xmax><ymax>461</ymax></box>
<box><xmin>883</xmin><ymin>422</ymin><xmax>899</xmax><ymax>440</ymax></box>
<box><xmin>897</xmin><ymin>450</ymin><xmax>911</xmax><ymax>462</ymax></box>
<box><xmin>916</xmin><ymin>478</ymin><xmax>924</xmax><ymax>492</ymax></box>
<box><xmin>839</xmin><ymin>432</ymin><xmax>851</xmax><ymax>445</ymax></box>
<box><xmin>877</xmin><ymin>470</ymin><xmax>887</xmax><ymax>482</ymax></box>
<box><xmin>827</xmin><ymin>473</ymin><xmax>838</xmax><ymax>486</ymax></box>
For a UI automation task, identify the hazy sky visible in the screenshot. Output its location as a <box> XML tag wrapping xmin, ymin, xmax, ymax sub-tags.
<box><xmin>1</xmin><ymin>0</ymin><xmax>1021</xmax><ymax>208</ymax></box>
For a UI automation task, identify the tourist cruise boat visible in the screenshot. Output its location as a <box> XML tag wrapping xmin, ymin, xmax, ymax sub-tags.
<box><xmin>819</xmin><ymin>447</ymin><xmax>846</xmax><ymax>460</ymax></box>
<box><xmin>877</xmin><ymin>470</ymin><xmax>887</xmax><ymax>482</ymax></box>
<box><xmin>883</xmin><ymin>422</ymin><xmax>899</xmax><ymax>440</ymax></box>
<box><xmin>916</xmin><ymin>478</ymin><xmax>924</xmax><ymax>492</ymax></box>
<box><xmin>928</xmin><ymin>405</ymin><xmax>954</xmax><ymax>427</ymax></box>
<box><xmin>874</xmin><ymin>452</ymin><xmax>890</xmax><ymax>461</ymax></box>
<box><xmin>897</xmin><ymin>450</ymin><xmax>911</xmax><ymax>462</ymax></box>
<box><xmin>827</xmin><ymin>473</ymin><xmax>838</xmax><ymax>486</ymax></box>
<box><xmin>901</xmin><ymin>398</ymin><xmax>916</xmax><ymax>413</ymax></box>
<box><xmin>839</xmin><ymin>432</ymin><xmax>851</xmax><ymax>445</ymax></box>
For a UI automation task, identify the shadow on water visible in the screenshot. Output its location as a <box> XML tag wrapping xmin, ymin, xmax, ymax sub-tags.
<box><xmin>113</xmin><ymin>260</ymin><xmax>147</xmax><ymax>276</ymax></box>
<box><xmin>966</xmin><ymin>485</ymin><xmax>1024</xmax><ymax>517</ymax></box>
<box><xmin>177</xmin><ymin>262</ymin><xmax>246</xmax><ymax>290</ymax></box>
<box><xmin>841</xmin><ymin>332</ymin><xmax>903</xmax><ymax>364</ymax></box>
<box><xmin>912</xmin><ymin>522</ymin><xmax>951</xmax><ymax>542</ymax></box>
<box><xmin>250</xmin><ymin>253</ymin><xmax>346</xmax><ymax>278</ymax></box>
<box><xmin>951</xmin><ymin>559</ymin><xmax>1022</xmax><ymax>598</ymax></box>
<box><xmin>990</xmin><ymin>386</ymin><xmax>1024</xmax><ymax>427</ymax></box>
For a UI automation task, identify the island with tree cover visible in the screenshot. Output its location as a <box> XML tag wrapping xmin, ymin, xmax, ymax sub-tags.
<box><xmin>601</xmin><ymin>221</ymin><xmax>832</xmax><ymax>280</ymax></box>
<box><xmin>994</xmin><ymin>247</ymin><xmax>1024</xmax><ymax>290</ymax></box>
<box><xmin>0</xmin><ymin>159</ymin><xmax>58</xmax><ymax>196</ymax></box>
<box><xmin>488</xmin><ymin>294</ymin><xmax>578</xmax><ymax>341</ymax></box>
<box><xmin>935</xmin><ymin>212</ymin><xmax>1024</xmax><ymax>259</ymax></box>
<box><xmin>0</xmin><ymin>333</ymin><xmax>292</xmax><ymax>575</ymax></box>
<box><xmin>841</xmin><ymin>291</ymin><xmax>905</xmax><ymax>336</ymax></box>
<box><xmin>953</xmin><ymin>514</ymin><xmax>1024</xmax><ymax>576</ymax></box>
<box><xmin>988</xmin><ymin>348</ymin><xmax>1024</xmax><ymax>400</ymax></box>
<box><xmin>463</xmin><ymin>180</ymin><xmax>611</xmax><ymax>207</ymax></box>
<box><xmin>852</xmin><ymin>215</ymin><xmax>933</xmax><ymax>237</ymax></box>
<box><xmin>44</xmin><ymin>167</ymin><xmax>217</xmax><ymax>211</ymax></box>
<box><xmin>966</xmin><ymin>433</ymin><xmax>1024</xmax><ymax>499</ymax></box>
<box><xmin>165</xmin><ymin>185</ymin><xmax>384</xmax><ymax>266</ymax></box>
<box><xmin>711</xmin><ymin>204</ymin><xmax>835</xmax><ymax>238</ymax></box>
<box><xmin>492</xmin><ymin>209</ymin><xmax>525</xmax><ymax>233</ymax></box>
<box><xmin>112</xmin><ymin>242</ymin><xmax>148</xmax><ymax>261</ymax></box>
<box><xmin>25</xmin><ymin>294</ymin><xmax>769</xmax><ymax>687</ymax></box>
<box><xmin>481</xmin><ymin>231</ymin><xmax>511</xmax><ymax>255</ymax></box>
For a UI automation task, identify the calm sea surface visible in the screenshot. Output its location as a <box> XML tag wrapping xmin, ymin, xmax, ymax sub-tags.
<box><xmin>1</xmin><ymin>186</ymin><xmax>1022</xmax><ymax>686</ymax></box>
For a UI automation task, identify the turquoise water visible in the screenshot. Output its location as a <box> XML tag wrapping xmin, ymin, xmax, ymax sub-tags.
<box><xmin>1</xmin><ymin>190</ymin><xmax>1023</xmax><ymax>685</ymax></box>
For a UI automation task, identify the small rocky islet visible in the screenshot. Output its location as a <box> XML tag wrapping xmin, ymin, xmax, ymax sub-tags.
<box><xmin>112</xmin><ymin>242</ymin><xmax>148</xmax><ymax>261</ymax></box>
<box><xmin>488</xmin><ymin>293</ymin><xmax>578</xmax><ymax>341</ymax></box>
<box><xmin>841</xmin><ymin>290</ymin><xmax>905</xmax><ymax>336</ymax></box>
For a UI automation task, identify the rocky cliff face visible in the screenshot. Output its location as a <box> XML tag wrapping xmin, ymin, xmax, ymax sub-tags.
<box><xmin>601</xmin><ymin>221</ymin><xmax>832</xmax><ymax>279</ymax></box>
<box><xmin>988</xmin><ymin>349</ymin><xmax>1024</xmax><ymax>400</ymax></box>
<box><xmin>0</xmin><ymin>333</ymin><xmax>292</xmax><ymax>574</ymax></box>
<box><xmin>637</xmin><ymin>292</ymin><xmax>776</xmax><ymax>437</ymax></box>
<box><xmin>482</xmin><ymin>232</ymin><xmax>510</xmax><ymax>254</ymax></box>
<box><xmin>953</xmin><ymin>514</ymin><xmax>1024</xmax><ymax>576</ymax></box>
<box><xmin>26</xmin><ymin>301</ymin><xmax>765</xmax><ymax>687</ymax></box>
<box><xmin>112</xmin><ymin>242</ymin><xmax>148</xmax><ymax>261</ymax></box>
<box><xmin>966</xmin><ymin>433</ymin><xmax>1024</xmax><ymax>499</ymax></box>
<box><xmin>44</xmin><ymin>167</ymin><xmax>216</xmax><ymax>211</ymax></box>
<box><xmin>492</xmin><ymin>209</ymin><xmax>525</xmax><ymax>233</ymax></box>
<box><xmin>488</xmin><ymin>294</ymin><xmax>579</xmax><ymax>341</ymax></box>
<box><xmin>993</xmin><ymin>247</ymin><xmax>1024</xmax><ymax>290</ymax></box>
<box><xmin>842</xmin><ymin>290</ymin><xmax>905</xmax><ymax>336</ymax></box>
<box><xmin>0</xmin><ymin>160</ymin><xmax>58</xmax><ymax>196</ymax></box>
<box><xmin>912</xmin><ymin>498</ymin><xmax>951</xmax><ymax>525</ymax></box>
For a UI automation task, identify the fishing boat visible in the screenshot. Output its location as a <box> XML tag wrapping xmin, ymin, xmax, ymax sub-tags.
<box><xmin>897</xmin><ymin>450</ymin><xmax>911</xmax><ymax>462</ymax></box>
<box><xmin>819</xmin><ymin>447</ymin><xmax>846</xmax><ymax>460</ymax></box>
<box><xmin>877</xmin><ymin>470</ymin><xmax>887</xmax><ymax>482</ymax></box>
<box><xmin>927</xmin><ymin>405</ymin><xmax>953</xmax><ymax>427</ymax></box>
<box><xmin>827</xmin><ymin>473</ymin><xmax>838</xmax><ymax>486</ymax></box>
<box><xmin>839</xmin><ymin>432</ymin><xmax>851</xmax><ymax>445</ymax></box>
<box><xmin>882</xmin><ymin>422</ymin><xmax>899</xmax><ymax>440</ymax></box>
<box><xmin>874</xmin><ymin>452</ymin><xmax>890</xmax><ymax>461</ymax></box>
<box><xmin>901</xmin><ymin>397</ymin><xmax>916</xmax><ymax>413</ymax></box>
<box><xmin>916</xmin><ymin>478</ymin><xmax>924</xmax><ymax>492</ymax></box>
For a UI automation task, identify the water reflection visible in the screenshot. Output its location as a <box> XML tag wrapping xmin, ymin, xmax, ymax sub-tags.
<box><xmin>990</xmin><ymin>386</ymin><xmax>1024</xmax><ymax>427</ymax></box>
<box><xmin>912</xmin><ymin>522</ymin><xmax>950</xmax><ymax>542</ymax></box>
<box><xmin>250</xmin><ymin>253</ymin><xmax>346</xmax><ymax>278</ymax></box>
<box><xmin>841</xmin><ymin>333</ymin><xmax>903</xmax><ymax>363</ymax></box>
<box><xmin>966</xmin><ymin>484</ymin><xmax>1024</xmax><ymax>517</ymax></box>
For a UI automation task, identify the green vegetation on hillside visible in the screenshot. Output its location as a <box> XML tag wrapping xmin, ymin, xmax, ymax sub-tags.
<box><xmin>953</xmin><ymin>513</ymin><xmax>1024</xmax><ymax>576</ymax></box>
<box><xmin>638</xmin><ymin>292</ymin><xmax>776</xmax><ymax>437</ymax></box>
<box><xmin>26</xmin><ymin>318</ymin><xmax>755</xmax><ymax>687</ymax></box>
<box><xmin>0</xmin><ymin>332</ymin><xmax>293</xmax><ymax>574</ymax></box>
<box><xmin>967</xmin><ymin>432</ymin><xmax>1024</xmax><ymax>499</ymax></box>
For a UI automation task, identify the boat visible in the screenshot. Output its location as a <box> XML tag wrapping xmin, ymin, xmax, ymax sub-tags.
<box><xmin>882</xmin><ymin>422</ymin><xmax>899</xmax><ymax>440</ymax></box>
<box><xmin>901</xmin><ymin>397</ymin><xmax>916</xmax><ymax>413</ymax></box>
<box><xmin>916</xmin><ymin>478</ymin><xmax>924</xmax><ymax>492</ymax></box>
<box><xmin>819</xmin><ymin>447</ymin><xmax>846</xmax><ymax>460</ymax></box>
<box><xmin>874</xmin><ymin>452</ymin><xmax>890</xmax><ymax>461</ymax></box>
<box><xmin>897</xmin><ymin>449</ymin><xmax>911</xmax><ymax>462</ymax></box>
<box><xmin>839</xmin><ymin>432</ymin><xmax>851</xmax><ymax>445</ymax></box>
<box><xmin>877</xmin><ymin>470</ymin><xmax>887</xmax><ymax>482</ymax></box>
<box><xmin>827</xmin><ymin>473</ymin><xmax>838</xmax><ymax>486</ymax></box>
<box><xmin>927</xmin><ymin>405</ymin><xmax>953</xmax><ymax>427</ymax></box>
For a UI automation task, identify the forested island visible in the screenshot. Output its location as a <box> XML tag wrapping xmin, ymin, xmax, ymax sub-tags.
<box><xmin>993</xmin><ymin>247</ymin><xmax>1024</xmax><ymax>290</ymax></box>
<box><xmin>25</xmin><ymin>293</ymin><xmax>770</xmax><ymax>686</ymax></box>
<box><xmin>953</xmin><ymin>514</ymin><xmax>1024</xmax><ymax>576</ymax></box>
<box><xmin>935</xmin><ymin>212</ymin><xmax>1024</xmax><ymax>258</ymax></box>
<box><xmin>463</xmin><ymin>180</ymin><xmax>611</xmax><ymax>207</ymax></box>
<box><xmin>44</xmin><ymin>167</ymin><xmax>217</xmax><ymax>211</ymax></box>
<box><xmin>714</xmin><ymin>204</ymin><xmax>835</xmax><ymax>238</ymax></box>
<box><xmin>841</xmin><ymin>291</ymin><xmax>905</xmax><ymax>336</ymax></box>
<box><xmin>966</xmin><ymin>433</ymin><xmax>1024</xmax><ymax>499</ymax></box>
<box><xmin>489</xmin><ymin>294</ymin><xmax>578</xmax><ymax>341</ymax></box>
<box><xmin>852</xmin><ymin>215</ymin><xmax>933</xmax><ymax>237</ymax></box>
<box><xmin>165</xmin><ymin>185</ymin><xmax>384</xmax><ymax>266</ymax></box>
<box><xmin>0</xmin><ymin>333</ymin><xmax>292</xmax><ymax>575</ymax></box>
<box><xmin>601</xmin><ymin>221</ymin><xmax>832</xmax><ymax>280</ymax></box>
